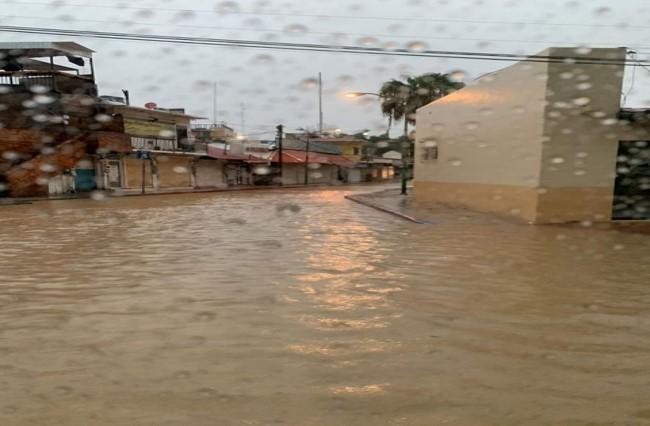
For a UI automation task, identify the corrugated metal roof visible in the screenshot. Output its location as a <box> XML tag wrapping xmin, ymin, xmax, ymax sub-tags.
<box><xmin>282</xmin><ymin>138</ymin><xmax>342</xmax><ymax>155</ymax></box>
<box><xmin>207</xmin><ymin>145</ymin><xmax>267</xmax><ymax>162</ymax></box>
<box><xmin>269</xmin><ymin>150</ymin><xmax>356</xmax><ymax>167</ymax></box>
<box><xmin>0</xmin><ymin>42</ymin><xmax>94</xmax><ymax>58</ymax></box>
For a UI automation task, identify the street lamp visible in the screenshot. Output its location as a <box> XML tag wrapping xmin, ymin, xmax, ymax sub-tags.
<box><xmin>344</xmin><ymin>92</ymin><xmax>381</xmax><ymax>99</ymax></box>
<box><xmin>344</xmin><ymin>91</ymin><xmax>409</xmax><ymax>196</ymax></box>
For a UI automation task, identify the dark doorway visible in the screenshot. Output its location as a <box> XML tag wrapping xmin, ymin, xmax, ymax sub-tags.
<box><xmin>612</xmin><ymin>141</ymin><xmax>650</xmax><ymax>220</ymax></box>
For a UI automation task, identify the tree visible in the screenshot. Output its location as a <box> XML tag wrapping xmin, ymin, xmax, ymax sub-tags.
<box><xmin>378</xmin><ymin>73</ymin><xmax>465</xmax><ymax>138</ymax></box>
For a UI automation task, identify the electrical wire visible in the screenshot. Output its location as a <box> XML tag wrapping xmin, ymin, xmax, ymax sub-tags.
<box><xmin>1</xmin><ymin>14</ymin><xmax>647</xmax><ymax>50</ymax></box>
<box><xmin>2</xmin><ymin>0</ymin><xmax>648</xmax><ymax>30</ymax></box>
<box><xmin>0</xmin><ymin>25</ymin><xmax>647</xmax><ymax>67</ymax></box>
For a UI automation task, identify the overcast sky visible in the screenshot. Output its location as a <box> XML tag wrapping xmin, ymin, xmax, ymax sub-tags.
<box><xmin>2</xmin><ymin>0</ymin><xmax>650</xmax><ymax>138</ymax></box>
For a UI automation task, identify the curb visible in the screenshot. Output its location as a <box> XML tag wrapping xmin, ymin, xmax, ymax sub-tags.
<box><xmin>345</xmin><ymin>194</ymin><xmax>427</xmax><ymax>224</ymax></box>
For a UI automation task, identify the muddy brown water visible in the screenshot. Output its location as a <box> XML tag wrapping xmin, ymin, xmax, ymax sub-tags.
<box><xmin>1</xmin><ymin>186</ymin><xmax>649</xmax><ymax>425</ymax></box>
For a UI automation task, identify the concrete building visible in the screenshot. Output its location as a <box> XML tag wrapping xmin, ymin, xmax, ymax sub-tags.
<box><xmin>0</xmin><ymin>42</ymin><xmax>131</xmax><ymax>197</ymax></box>
<box><xmin>415</xmin><ymin>47</ymin><xmax>650</xmax><ymax>223</ymax></box>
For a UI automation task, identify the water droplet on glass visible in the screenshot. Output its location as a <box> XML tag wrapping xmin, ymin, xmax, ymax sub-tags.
<box><xmin>173</xmin><ymin>166</ymin><xmax>189</xmax><ymax>174</ymax></box>
<box><xmin>593</xmin><ymin>6</ymin><xmax>612</xmax><ymax>17</ymax></box>
<box><xmin>2</xmin><ymin>150</ymin><xmax>19</xmax><ymax>161</ymax></box>
<box><xmin>559</xmin><ymin>72</ymin><xmax>574</xmax><ymax>80</ymax></box>
<box><xmin>406</xmin><ymin>41</ymin><xmax>427</xmax><ymax>52</ymax></box>
<box><xmin>94</xmin><ymin>114</ymin><xmax>112</xmax><ymax>123</ymax></box>
<box><xmin>307</xmin><ymin>163</ymin><xmax>321</xmax><ymax>170</ymax></box>
<box><xmin>601</xmin><ymin>118</ymin><xmax>618</xmax><ymax>126</ymax></box>
<box><xmin>550</xmin><ymin>157</ymin><xmax>565</xmax><ymax>164</ymax></box>
<box><xmin>252</xmin><ymin>54</ymin><xmax>274</xmax><ymax>64</ymax></box>
<box><xmin>32</xmin><ymin>114</ymin><xmax>49</xmax><ymax>123</ymax></box>
<box><xmin>576</xmin><ymin>82</ymin><xmax>593</xmax><ymax>91</ymax></box>
<box><xmin>39</xmin><ymin>163</ymin><xmax>57</xmax><ymax>172</ymax></box>
<box><xmin>284</xmin><ymin>23</ymin><xmax>308</xmax><ymax>34</ymax></box>
<box><xmin>301</xmin><ymin>78</ymin><xmax>318</xmax><ymax>89</ymax></box>
<box><xmin>575</xmin><ymin>46</ymin><xmax>592</xmax><ymax>55</ymax></box>
<box><xmin>448</xmin><ymin>70</ymin><xmax>466</xmax><ymax>83</ymax></box>
<box><xmin>383</xmin><ymin>41</ymin><xmax>399</xmax><ymax>51</ymax></box>
<box><xmin>573</xmin><ymin>97</ymin><xmax>591</xmax><ymax>106</ymax></box>
<box><xmin>357</xmin><ymin>37</ymin><xmax>379</xmax><ymax>47</ymax></box>
<box><xmin>158</xmin><ymin>129</ymin><xmax>175</xmax><ymax>138</ymax></box>
<box><xmin>27</xmin><ymin>84</ymin><xmax>48</xmax><ymax>94</ymax></box>
<box><xmin>90</xmin><ymin>191</ymin><xmax>107</xmax><ymax>201</ymax></box>
<box><xmin>464</xmin><ymin>121</ymin><xmax>479</xmax><ymax>131</ymax></box>
<box><xmin>448</xmin><ymin>158</ymin><xmax>462</xmax><ymax>167</ymax></box>
<box><xmin>216</xmin><ymin>1</ymin><xmax>240</xmax><ymax>15</ymax></box>
<box><xmin>33</xmin><ymin>94</ymin><xmax>55</xmax><ymax>105</ymax></box>
<box><xmin>253</xmin><ymin>165</ymin><xmax>271</xmax><ymax>175</ymax></box>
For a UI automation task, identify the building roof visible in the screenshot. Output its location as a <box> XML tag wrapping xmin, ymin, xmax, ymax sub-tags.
<box><xmin>106</xmin><ymin>104</ymin><xmax>205</xmax><ymax>120</ymax></box>
<box><xmin>17</xmin><ymin>58</ymin><xmax>78</xmax><ymax>72</ymax></box>
<box><xmin>283</xmin><ymin>138</ymin><xmax>342</xmax><ymax>155</ymax></box>
<box><xmin>0</xmin><ymin>42</ymin><xmax>94</xmax><ymax>58</ymax></box>
<box><xmin>312</xmin><ymin>137</ymin><xmax>369</xmax><ymax>146</ymax></box>
<box><xmin>269</xmin><ymin>149</ymin><xmax>356</xmax><ymax>167</ymax></box>
<box><xmin>207</xmin><ymin>145</ymin><xmax>267</xmax><ymax>162</ymax></box>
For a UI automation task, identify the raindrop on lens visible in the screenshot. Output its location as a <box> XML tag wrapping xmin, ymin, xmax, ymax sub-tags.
<box><xmin>173</xmin><ymin>166</ymin><xmax>188</xmax><ymax>174</ymax></box>
<box><xmin>284</xmin><ymin>23</ymin><xmax>307</xmax><ymax>34</ymax></box>
<box><xmin>216</xmin><ymin>1</ymin><xmax>240</xmax><ymax>14</ymax></box>
<box><xmin>90</xmin><ymin>191</ymin><xmax>107</xmax><ymax>201</ymax></box>
<box><xmin>449</xmin><ymin>70</ymin><xmax>466</xmax><ymax>82</ymax></box>
<box><xmin>94</xmin><ymin>114</ymin><xmax>112</xmax><ymax>123</ymax></box>
<box><xmin>406</xmin><ymin>41</ymin><xmax>427</xmax><ymax>52</ymax></box>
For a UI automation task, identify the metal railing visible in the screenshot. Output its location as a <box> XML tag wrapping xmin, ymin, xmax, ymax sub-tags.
<box><xmin>0</xmin><ymin>71</ymin><xmax>96</xmax><ymax>95</ymax></box>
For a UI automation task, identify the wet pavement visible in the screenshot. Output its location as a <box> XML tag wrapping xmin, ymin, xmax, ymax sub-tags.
<box><xmin>0</xmin><ymin>185</ymin><xmax>649</xmax><ymax>425</ymax></box>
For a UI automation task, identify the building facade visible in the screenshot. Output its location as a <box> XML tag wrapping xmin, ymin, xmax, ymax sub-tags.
<box><xmin>415</xmin><ymin>47</ymin><xmax>649</xmax><ymax>223</ymax></box>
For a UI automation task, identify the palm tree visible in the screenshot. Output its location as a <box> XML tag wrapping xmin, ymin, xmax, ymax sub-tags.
<box><xmin>378</xmin><ymin>73</ymin><xmax>464</xmax><ymax>195</ymax></box>
<box><xmin>379</xmin><ymin>73</ymin><xmax>465</xmax><ymax>138</ymax></box>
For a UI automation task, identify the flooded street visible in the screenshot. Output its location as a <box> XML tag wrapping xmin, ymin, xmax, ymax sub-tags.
<box><xmin>1</xmin><ymin>186</ymin><xmax>649</xmax><ymax>425</ymax></box>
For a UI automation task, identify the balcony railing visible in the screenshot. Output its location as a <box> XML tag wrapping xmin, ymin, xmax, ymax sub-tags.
<box><xmin>0</xmin><ymin>71</ymin><xmax>96</xmax><ymax>96</ymax></box>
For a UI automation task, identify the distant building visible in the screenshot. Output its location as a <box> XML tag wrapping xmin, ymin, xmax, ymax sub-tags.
<box><xmin>415</xmin><ymin>47</ymin><xmax>650</xmax><ymax>223</ymax></box>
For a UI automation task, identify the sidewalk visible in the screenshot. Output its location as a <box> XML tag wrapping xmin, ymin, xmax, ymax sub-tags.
<box><xmin>346</xmin><ymin>188</ymin><xmax>650</xmax><ymax>234</ymax></box>
<box><xmin>346</xmin><ymin>187</ymin><xmax>508</xmax><ymax>226</ymax></box>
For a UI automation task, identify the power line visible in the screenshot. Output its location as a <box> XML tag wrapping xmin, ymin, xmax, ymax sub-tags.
<box><xmin>2</xmin><ymin>0</ymin><xmax>648</xmax><ymax>30</ymax></box>
<box><xmin>0</xmin><ymin>25</ymin><xmax>646</xmax><ymax>67</ymax></box>
<box><xmin>1</xmin><ymin>14</ymin><xmax>648</xmax><ymax>50</ymax></box>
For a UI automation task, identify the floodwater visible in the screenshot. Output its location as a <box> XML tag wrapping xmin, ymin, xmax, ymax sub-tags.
<box><xmin>0</xmin><ymin>186</ymin><xmax>649</xmax><ymax>426</ymax></box>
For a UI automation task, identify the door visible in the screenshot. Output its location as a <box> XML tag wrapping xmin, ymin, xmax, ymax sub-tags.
<box><xmin>75</xmin><ymin>168</ymin><xmax>96</xmax><ymax>191</ymax></box>
<box><xmin>107</xmin><ymin>160</ymin><xmax>122</xmax><ymax>188</ymax></box>
<box><xmin>612</xmin><ymin>141</ymin><xmax>650</xmax><ymax>220</ymax></box>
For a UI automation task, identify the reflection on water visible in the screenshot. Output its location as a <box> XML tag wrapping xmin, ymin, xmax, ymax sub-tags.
<box><xmin>0</xmin><ymin>186</ymin><xmax>649</xmax><ymax>425</ymax></box>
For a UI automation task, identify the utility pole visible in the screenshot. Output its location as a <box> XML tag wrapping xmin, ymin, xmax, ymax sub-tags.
<box><xmin>276</xmin><ymin>124</ymin><xmax>284</xmax><ymax>186</ymax></box>
<box><xmin>401</xmin><ymin>102</ymin><xmax>409</xmax><ymax>195</ymax></box>
<box><xmin>318</xmin><ymin>72</ymin><xmax>323</xmax><ymax>134</ymax></box>
<box><xmin>240</xmin><ymin>102</ymin><xmax>246</xmax><ymax>137</ymax></box>
<box><xmin>212</xmin><ymin>82</ymin><xmax>218</xmax><ymax>126</ymax></box>
<box><xmin>141</xmin><ymin>156</ymin><xmax>145</xmax><ymax>195</ymax></box>
<box><xmin>304</xmin><ymin>132</ymin><xmax>311</xmax><ymax>186</ymax></box>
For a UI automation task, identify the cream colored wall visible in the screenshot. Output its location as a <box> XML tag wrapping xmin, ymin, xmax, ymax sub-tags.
<box><xmin>414</xmin><ymin>53</ymin><xmax>550</xmax><ymax>220</ymax></box>
<box><xmin>537</xmin><ymin>47</ymin><xmax>628</xmax><ymax>222</ymax></box>
<box><xmin>415</xmin><ymin>57</ymin><xmax>550</xmax><ymax>188</ymax></box>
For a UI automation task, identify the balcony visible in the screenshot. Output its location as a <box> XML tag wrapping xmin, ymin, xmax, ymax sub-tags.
<box><xmin>0</xmin><ymin>71</ymin><xmax>97</xmax><ymax>97</ymax></box>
